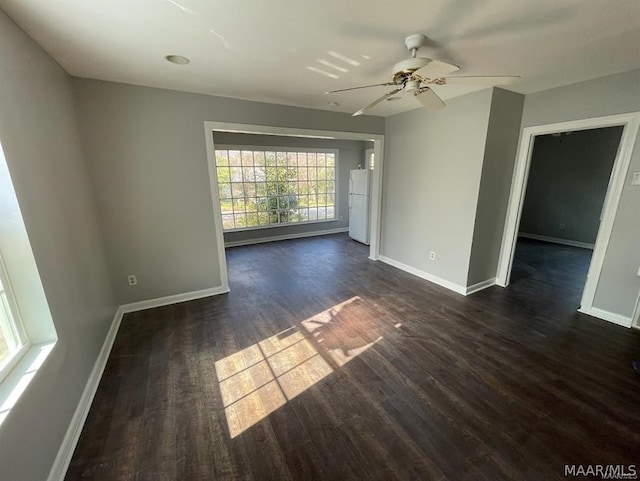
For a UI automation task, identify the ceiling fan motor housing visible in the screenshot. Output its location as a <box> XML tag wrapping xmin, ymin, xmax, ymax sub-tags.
<box><xmin>392</xmin><ymin>57</ymin><xmax>430</xmax><ymax>83</ymax></box>
<box><xmin>404</xmin><ymin>80</ymin><xmax>421</xmax><ymax>93</ymax></box>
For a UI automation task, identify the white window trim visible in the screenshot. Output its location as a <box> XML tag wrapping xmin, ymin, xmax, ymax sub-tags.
<box><xmin>214</xmin><ymin>144</ymin><xmax>339</xmax><ymax>233</ymax></box>
<box><xmin>0</xmin><ymin>251</ymin><xmax>30</xmax><ymax>384</ymax></box>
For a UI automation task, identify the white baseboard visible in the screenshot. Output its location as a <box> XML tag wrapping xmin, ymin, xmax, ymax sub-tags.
<box><xmin>519</xmin><ymin>232</ymin><xmax>594</xmax><ymax>250</ymax></box>
<box><xmin>48</xmin><ymin>285</ymin><xmax>229</xmax><ymax>481</ymax></box>
<box><xmin>47</xmin><ymin>305</ymin><xmax>125</xmax><ymax>481</ymax></box>
<box><xmin>224</xmin><ymin>227</ymin><xmax>348</xmax><ymax>248</ymax></box>
<box><xmin>378</xmin><ymin>255</ymin><xmax>467</xmax><ymax>296</ymax></box>
<box><xmin>578</xmin><ymin>306</ymin><xmax>632</xmax><ymax>328</ymax></box>
<box><xmin>120</xmin><ymin>285</ymin><xmax>229</xmax><ymax>313</ymax></box>
<box><xmin>465</xmin><ymin>278</ymin><xmax>497</xmax><ymax>295</ymax></box>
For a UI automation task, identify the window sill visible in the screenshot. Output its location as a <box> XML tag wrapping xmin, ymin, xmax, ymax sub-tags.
<box><xmin>223</xmin><ymin>218</ymin><xmax>339</xmax><ymax>234</ymax></box>
<box><xmin>0</xmin><ymin>341</ymin><xmax>56</xmax><ymax>427</ymax></box>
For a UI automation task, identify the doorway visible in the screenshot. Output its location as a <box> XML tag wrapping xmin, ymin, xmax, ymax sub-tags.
<box><xmin>497</xmin><ymin>112</ymin><xmax>640</xmax><ymax>326</ymax></box>
<box><xmin>510</xmin><ymin>126</ymin><xmax>622</xmax><ymax>309</ymax></box>
<box><xmin>203</xmin><ymin>122</ymin><xmax>384</xmax><ymax>292</ymax></box>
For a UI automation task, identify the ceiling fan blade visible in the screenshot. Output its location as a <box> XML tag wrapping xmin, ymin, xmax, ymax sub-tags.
<box><xmin>442</xmin><ymin>75</ymin><xmax>520</xmax><ymax>86</ymax></box>
<box><xmin>352</xmin><ymin>88</ymin><xmax>403</xmax><ymax>116</ymax></box>
<box><xmin>414</xmin><ymin>59</ymin><xmax>460</xmax><ymax>78</ymax></box>
<box><xmin>414</xmin><ymin>88</ymin><xmax>445</xmax><ymax>110</ymax></box>
<box><xmin>325</xmin><ymin>82</ymin><xmax>397</xmax><ymax>94</ymax></box>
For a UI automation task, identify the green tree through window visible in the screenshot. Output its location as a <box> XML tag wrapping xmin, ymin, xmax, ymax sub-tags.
<box><xmin>215</xmin><ymin>148</ymin><xmax>336</xmax><ymax>230</ymax></box>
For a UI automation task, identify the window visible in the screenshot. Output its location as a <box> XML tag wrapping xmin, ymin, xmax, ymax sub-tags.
<box><xmin>215</xmin><ymin>147</ymin><xmax>337</xmax><ymax>231</ymax></box>
<box><xmin>0</xmin><ymin>254</ymin><xmax>27</xmax><ymax>381</ymax></box>
<box><xmin>366</xmin><ymin>148</ymin><xmax>375</xmax><ymax>170</ymax></box>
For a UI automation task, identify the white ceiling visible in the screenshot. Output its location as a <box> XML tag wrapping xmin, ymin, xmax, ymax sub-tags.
<box><xmin>1</xmin><ymin>0</ymin><xmax>639</xmax><ymax>117</ymax></box>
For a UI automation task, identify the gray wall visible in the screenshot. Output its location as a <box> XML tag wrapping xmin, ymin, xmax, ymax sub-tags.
<box><xmin>467</xmin><ymin>89</ymin><xmax>525</xmax><ymax>285</ymax></box>
<box><xmin>519</xmin><ymin>127</ymin><xmax>623</xmax><ymax>245</ymax></box>
<box><xmin>0</xmin><ymin>10</ymin><xmax>116</xmax><ymax>481</ymax></box>
<box><xmin>382</xmin><ymin>89</ymin><xmax>493</xmax><ymax>287</ymax></box>
<box><xmin>521</xmin><ymin>69</ymin><xmax>640</xmax><ymax>318</ymax></box>
<box><xmin>212</xmin><ymin>133</ymin><xmax>365</xmax><ymax>244</ymax></box>
<box><xmin>73</xmin><ymin>79</ymin><xmax>384</xmax><ymax>304</ymax></box>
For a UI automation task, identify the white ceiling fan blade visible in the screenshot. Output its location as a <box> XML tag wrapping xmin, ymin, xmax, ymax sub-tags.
<box><xmin>325</xmin><ymin>82</ymin><xmax>397</xmax><ymax>94</ymax></box>
<box><xmin>352</xmin><ymin>88</ymin><xmax>403</xmax><ymax>116</ymax></box>
<box><xmin>414</xmin><ymin>88</ymin><xmax>445</xmax><ymax>110</ymax></box>
<box><xmin>414</xmin><ymin>59</ymin><xmax>460</xmax><ymax>78</ymax></box>
<box><xmin>443</xmin><ymin>75</ymin><xmax>520</xmax><ymax>86</ymax></box>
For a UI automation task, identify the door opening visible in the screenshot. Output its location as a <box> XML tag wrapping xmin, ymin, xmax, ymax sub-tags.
<box><xmin>497</xmin><ymin>112</ymin><xmax>640</xmax><ymax>326</ymax></box>
<box><xmin>510</xmin><ymin>126</ymin><xmax>622</xmax><ymax>309</ymax></box>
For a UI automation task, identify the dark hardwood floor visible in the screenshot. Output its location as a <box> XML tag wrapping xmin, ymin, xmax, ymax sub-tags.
<box><xmin>65</xmin><ymin>234</ymin><xmax>640</xmax><ymax>481</ymax></box>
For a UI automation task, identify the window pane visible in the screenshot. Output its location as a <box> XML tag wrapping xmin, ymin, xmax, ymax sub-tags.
<box><xmin>244</xmin><ymin>183</ymin><xmax>256</xmax><ymax>198</ymax></box>
<box><xmin>0</xmin><ymin>276</ymin><xmax>19</xmax><ymax>366</ymax></box>
<box><xmin>228</xmin><ymin>150</ymin><xmax>241</xmax><ymax>166</ymax></box>
<box><xmin>220</xmin><ymin>199</ymin><xmax>233</xmax><ymax>213</ymax></box>
<box><xmin>215</xmin><ymin>149</ymin><xmax>337</xmax><ymax>231</ymax></box>
<box><xmin>234</xmin><ymin>213</ymin><xmax>247</xmax><ymax>228</ymax></box>
<box><xmin>265</xmin><ymin>151</ymin><xmax>276</xmax><ymax>165</ymax></box>
<box><xmin>231</xmin><ymin>183</ymin><xmax>245</xmax><ymax>198</ymax></box>
<box><xmin>218</xmin><ymin>182</ymin><xmax>231</xmax><ymax>199</ymax></box>
<box><xmin>326</xmin><ymin>193</ymin><xmax>335</xmax><ymax>206</ymax></box>
<box><xmin>241</xmin><ymin>151</ymin><xmax>253</xmax><ymax>166</ymax></box>
<box><xmin>297</xmin><ymin>209</ymin><xmax>308</xmax><ymax>222</ymax></box>
<box><xmin>216</xmin><ymin>167</ymin><xmax>230</xmax><ymax>184</ymax></box>
<box><xmin>232</xmin><ymin>198</ymin><xmax>246</xmax><ymax>211</ymax></box>
<box><xmin>326</xmin><ymin>155</ymin><xmax>335</xmax><ymax>168</ymax></box>
<box><xmin>242</xmin><ymin>166</ymin><xmax>255</xmax><ymax>182</ymax></box>
<box><xmin>215</xmin><ymin>150</ymin><xmax>229</xmax><ymax>167</ymax></box>
<box><xmin>229</xmin><ymin>167</ymin><xmax>242</xmax><ymax>182</ymax></box>
<box><xmin>246</xmin><ymin>212</ymin><xmax>259</xmax><ymax>227</ymax></box>
<box><xmin>222</xmin><ymin>214</ymin><xmax>235</xmax><ymax>229</ymax></box>
<box><xmin>326</xmin><ymin>168</ymin><xmax>335</xmax><ymax>181</ymax></box>
<box><xmin>257</xmin><ymin>212</ymin><xmax>270</xmax><ymax>225</ymax></box>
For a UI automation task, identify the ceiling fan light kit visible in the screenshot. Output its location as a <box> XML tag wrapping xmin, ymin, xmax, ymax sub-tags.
<box><xmin>325</xmin><ymin>34</ymin><xmax>519</xmax><ymax>116</ymax></box>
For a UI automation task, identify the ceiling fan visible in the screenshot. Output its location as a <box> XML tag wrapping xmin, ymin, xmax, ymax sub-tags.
<box><xmin>325</xmin><ymin>34</ymin><xmax>520</xmax><ymax>116</ymax></box>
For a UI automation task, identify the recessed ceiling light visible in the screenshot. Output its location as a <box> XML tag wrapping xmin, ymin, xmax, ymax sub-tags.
<box><xmin>165</xmin><ymin>54</ymin><xmax>190</xmax><ymax>65</ymax></box>
<box><xmin>386</xmin><ymin>97</ymin><xmax>401</xmax><ymax>102</ymax></box>
<box><xmin>328</xmin><ymin>101</ymin><xmax>340</xmax><ymax>107</ymax></box>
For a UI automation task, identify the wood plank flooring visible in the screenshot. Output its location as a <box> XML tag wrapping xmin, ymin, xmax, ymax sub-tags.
<box><xmin>65</xmin><ymin>235</ymin><xmax>640</xmax><ymax>481</ymax></box>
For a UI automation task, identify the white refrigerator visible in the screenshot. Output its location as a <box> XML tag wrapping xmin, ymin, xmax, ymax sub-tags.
<box><xmin>349</xmin><ymin>169</ymin><xmax>371</xmax><ymax>244</ymax></box>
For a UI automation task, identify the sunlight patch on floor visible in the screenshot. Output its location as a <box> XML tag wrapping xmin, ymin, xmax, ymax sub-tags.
<box><xmin>215</xmin><ymin>296</ymin><xmax>381</xmax><ymax>438</ymax></box>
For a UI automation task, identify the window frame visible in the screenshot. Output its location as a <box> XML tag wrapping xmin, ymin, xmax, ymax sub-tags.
<box><xmin>214</xmin><ymin>144</ymin><xmax>339</xmax><ymax>232</ymax></box>
<box><xmin>0</xmin><ymin>251</ymin><xmax>30</xmax><ymax>384</ymax></box>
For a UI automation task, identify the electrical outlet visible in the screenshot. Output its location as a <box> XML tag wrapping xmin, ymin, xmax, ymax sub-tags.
<box><xmin>429</xmin><ymin>251</ymin><xmax>436</xmax><ymax>261</ymax></box>
<box><xmin>559</xmin><ymin>223</ymin><xmax>566</xmax><ymax>230</ymax></box>
<box><xmin>127</xmin><ymin>274</ymin><xmax>137</xmax><ymax>286</ymax></box>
